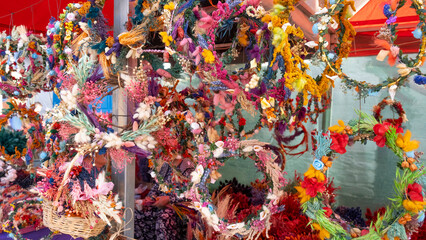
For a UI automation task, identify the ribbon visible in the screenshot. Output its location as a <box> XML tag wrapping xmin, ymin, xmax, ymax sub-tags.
<box><xmin>109</xmin><ymin>208</ymin><xmax>137</xmax><ymax>240</ymax></box>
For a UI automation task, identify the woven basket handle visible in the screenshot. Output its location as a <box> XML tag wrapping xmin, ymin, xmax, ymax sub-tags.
<box><xmin>53</xmin><ymin>151</ymin><xmax>84</xmax><ymax>208</ymax></box>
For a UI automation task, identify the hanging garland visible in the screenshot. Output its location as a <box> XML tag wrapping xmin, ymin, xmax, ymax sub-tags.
<box><xmin>334</xmin><ymin>0</ymin><xmax>426</xmax><ymax>98</ymax></box>
<box><xmin>296</xmin><ymin>105</ymin><xmax>425</xmax><ymax>240</ymax></box>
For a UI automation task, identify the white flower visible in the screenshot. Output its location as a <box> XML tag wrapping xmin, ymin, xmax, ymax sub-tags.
<box><xmin>253</xmin><ymin>145</ymin><xmax>263</xmax><ymax>152</ymax></box>
<box><xmin>133</xmin><ymin>103</ymin><xmax>151</xmax><ymax>120</ymax></box>
<box><xmin>191</xmin><ymin>165</ymin><xmax>204</xmax><ymax>184</ymax></box>
<box><xmin>60</xmin><ymin>84</ymin><xmax>79</xmax><ymax>110</ymax></box>
<box><xmin>103</xmin><ymin>133</ymin><xmax>123</xmax><ymax>149</ymax></box>
<box><xmin>193</xmin><ymin>202</ymin><xmax>202</xmax><ymax>210</ymax></box>
<box><xmin>191</xmin><ymin>122</ymin><xmax>200</xmax><ymax>130</ymax></box>
<box><xmin>281</xmin><ymin>23</ymin><xmax>291</xmax><ymax>32</ymax></box>
<box><xmin>305</xmin><ymin>41</ymin><xmax>318</xmax><ymax>48</ymax></box>
<box><xmin>75</xmin><ymin>129</ymin><xmax>91</xmax><ymax>144</ymax></box>
<box><xmin>259</xmin><ymin>206</ymin><xmax>270</xmax><ymax>220</ymax></box>
<box><xmin>318</xmin><ymin>23</ymin><xmax>327</xmax><ymax>31</ymax></box>
<box><xmin>67</xmin><ymin>13</ymin><xmax>76</xmax><ymax>21</ymax></box>
<box><xmin>215</xmin><ymin>141</ymin><xmax>224</xmax><ymax>148</ymax></box>
<box><xmin>242</xmin><ymin>146</ymin><xmax>253</xmax><ymax>152</ymax></box>
<box><xmin>227</xmin><ymin>222</ymin><xmax>245</xmax><ymax>230</ymax></box>
<box><xmin>11</xmin><ymin>71</ymin><xmax>22</xmax><ymax>79</ymax></box>
<box><xmin>320</xmin><ymin>15</ymin><xmax>331</xmax><ymax>23</ymax></box>
<box><xmin>134</xmin><ymin>134</ymin><xmax>157</xmax><ymax>151</ymax></box>
<box><xmin>213</xmin><ymin>147</ymin><xmax>224</xmax><ymax>158</ymax></box>
<box><xmin>326</xmin><ymin>75</ymin><xmax>339</xmax><ymax>81</ymax></box>
<box><xmin>150</xmin><ymin>171</ymin><xmax>156</xmax><ymax>178</ymax></box>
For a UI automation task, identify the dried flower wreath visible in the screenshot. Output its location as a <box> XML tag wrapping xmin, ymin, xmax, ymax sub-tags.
<box><xmin>296</xmin><ymin>106</ymin><xmax>425</xmax><ymax>240</ymax></box>
<box><xmin>0</xmin><ymin>27</ymin><xmax>54</xmax><ymax>99</ymax></box>
<box><xmin>182</xmin><ymin>139</ymin><xmax>284</xmax><ymax>240</ymax></box>
<box><xmin>0</xmin><ymin>100</ymin><xmax>45</xmax><ymax>167</ymax></box>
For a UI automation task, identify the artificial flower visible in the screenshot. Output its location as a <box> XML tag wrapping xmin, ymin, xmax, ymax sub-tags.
<box><xmin>329</xmin><ymin>120</ymin><xmax>345</xmax><ymax>133</ymax></box>
<box><xmin>95</xmin><ymin>171</ymin><xmax>114</xmax><ymax>195</ymax></box>
<box><xmin>134</xmin><ymin>134</ymin><xmax>157</xmax><ymax>151</ymax></box>
<box><xmin>304</xmin><ymin>165</ymin><xmax>326</xmax><ymax>182</ymax></box>
<box><xmin>295</xmin><ymin>186</ymin><xmax>311</xmax><ymax>204</ymax></box>
<box><xmin>396</xmin><ymin>130</ymin><xmax>420</xmax><ymax>152</ymax></box>
<box><xmin>403</xmin><ymin>199</ymin><xmax>426</xmax><ymax>213</ymax></box>
<box><xmin>330</xmin><ymin>132</ymin><xmax>348</xmax><ymax>154</ymax></box>
<box><xmin>164</xmin><ymin>2</ymin><xmax>175</xmax><ymax>11</ymax></box>
<box><xmin>408</xmin><ymin>183</ymin><xmax>424</xmax><ymax>202</ymax></box>
<box><xmin>75</xmin><ymin>129</ymin><xmax>91</xmax><ymax>144</ymax></box>
<box><xmin>133</xmin><ymin>103</ymin><xmax>151</xmax><ymax>120</ymax></box>
<box><xmin>202</xmin><ymin>49</ymin><xmax>215</xmax><ymax>64</ymax></box>
<box><xmin>301</xmin><ymin>177</ymin><xmax>327</xmax><ymax>197</ymax></box>
<box><xmin>312</xmin><ymin>223</ymin><xmax>330</xmax><ymax>240</ymax></box>
<box><xmin>159</xmin><ymin>32</ymin><xmax>173</xmax><ymax>46</ymax></box>
<box><xmin>227</xmin><ymin>222</ymin><xmax>245</xmax><ymax>230</ymax></box>
<box><xmin>191</xmin><ymin>165</ymin><xmax>204</xmax><ymax>184</ymax></box>
<box><xmin>373</xmin><ymin>122</ymin><xmax>403</xmax><ymax>147</ymax></box>
<box><xmin>103</xmin><ymin>133</ymin><xmax>123</xmax><ymax>149</ymax></box>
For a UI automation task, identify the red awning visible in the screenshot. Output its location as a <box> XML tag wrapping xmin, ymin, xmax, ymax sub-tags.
<box><xmin>0</xmin><ymin>0</ymin><xmax>114</xmax><ymax>34</ymax></box>
<box><xmin>350</xmin><ymin>0</ymin><xmax>420</xmax><ymax>56</ymax></box>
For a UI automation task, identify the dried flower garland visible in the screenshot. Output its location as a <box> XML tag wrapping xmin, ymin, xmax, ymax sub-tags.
<box><xmin>339</xmin><ymin>0</ymin><xmax>426</xmax><ymax>98</ymax></box>
<box><xmin>296</xmin><ymin>108</ymin><xmax>425</xmax><ymax>240</ymax></box>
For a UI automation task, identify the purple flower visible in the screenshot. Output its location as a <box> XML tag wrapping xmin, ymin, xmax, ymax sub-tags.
<box><xmin>386</xmin><ymin>16</ymin><xmax>397</xmax><ymax>25</ymax></box>
<box><xmin>249</xmin><ymin>45</ymin><xmax>261</xmax><ymax>62</ymax></box>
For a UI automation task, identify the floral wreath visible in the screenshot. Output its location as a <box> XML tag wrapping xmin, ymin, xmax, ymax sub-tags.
<box><xmin>0</xmin><ymin>26</ymin><xmax>54</xmax><ymax>99</ymax></box>
<box><xmin>337</xmin><ymin>0</ymin><xmax>426</xmax><ymax>98</ymax></box>
<box><xmin>0</xmin><ymin>100</ymin><xmax>45</xmax><ymax>166</ymax></box>
<box><xmin>295</xmin><ymin>107</ymin><xmax>425</xmax><ymax>239</ymax></box>
<box><xmin>372</xmin><ymin>97</ymin><xmax>407</xmax><ymax>126</ymax></box>
<box><xmin>180</xmin><ymin>139</ymin><xmax>284</xmax><ymax>239</ymax></box>
<box><xmin>1</xmin><ymin>198</ymin><xmax>48</xmax><ymax>240</ymax></box>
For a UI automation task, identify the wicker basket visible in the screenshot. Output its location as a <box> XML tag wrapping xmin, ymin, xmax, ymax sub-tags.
<box><xmin>42</xmin><ymin>152</ymin><xmax>107</xmax><ymax>239</ymax></box>
<box><xmin>42</xmin><ymin>199</ymin><xmax>107</xmax><ymax>239</ymax></box>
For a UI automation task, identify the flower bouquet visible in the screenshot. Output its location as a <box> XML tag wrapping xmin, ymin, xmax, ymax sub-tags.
<box><xmin>37</xmin><ymin>152</ymin><xmax>122</xmax><ymax>238</ymax></box>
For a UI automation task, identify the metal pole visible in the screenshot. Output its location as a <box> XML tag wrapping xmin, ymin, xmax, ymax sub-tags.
<box><xmin>112</xmin><ymin>0</ymin><xmax>135</xmax><ymax>237</ymax></box>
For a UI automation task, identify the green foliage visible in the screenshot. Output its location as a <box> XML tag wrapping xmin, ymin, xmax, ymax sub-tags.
<box><xmin>71</xmin><ymin>54</ymin><xmax>96</xmax><ymax>88</ymax></box>
<box><xmin>63</xmin><ymin>110</ymin><xmax>96</xmax><ymax>134</ymax></box>
<box><xmin>349</xmin><ymin>110</ymin><xmax>378</xmax><ymax>133</ymax></box>
<box><xmin>0</xmin><ymin>127</ymin><xmax>27</xmax><ymax>155</ymax></box>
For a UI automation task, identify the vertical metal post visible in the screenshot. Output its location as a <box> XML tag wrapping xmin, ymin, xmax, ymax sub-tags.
<box><xmin>112</xmin><ymin>0</ymin><xmax>135</xmax><ymax>237</ymax></box>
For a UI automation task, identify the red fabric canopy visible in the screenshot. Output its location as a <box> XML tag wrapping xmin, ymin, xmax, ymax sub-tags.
<box><xmin>350</xmin><ymin>0</ymin><xmax>420</xmax><ymax>56</ymax></box>
<box><xmin>0</xmin><ymin>0</ymin><xmax>114</xmax><ymax>34</ymax></box>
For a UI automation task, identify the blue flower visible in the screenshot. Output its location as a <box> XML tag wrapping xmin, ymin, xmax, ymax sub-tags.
<box><xmin>32</xmin><ymin>53</ymin><xmax>38</xmax><ymax>59</ymax></box>
<box><xmin>327</xmin><ymin>52</ymin><xmax>336</xmax><ymax>60</ymax></box>
<box><xmin>313</xmin><ymin>158</ymin><xmax>324</xmax><ymax>170</ymax></box>
<box><xmin>383</xmin><ymin>4</ymin><xmax>393</xmax><ymax>18</ymax></box>
<box><xmin>39</xmin><ymin>151</ymin><xmax>48</xmax><ymax>160</ymax></box>
<box><xmin>406</xmin><ymin>150</ymin><xmax>415</xmax><ymax>158</ymax></box>
<box><xmin>46</xmin><ymin>48</ymin><xmax>53</xmax><ymax>55</ymax></box>
<box><xmin>414</xmin><ymin>75</ymin><xmax>426</xmax><ymax>85</ymax></box>
<box><xmin>329</xmin><ymin>0</ymin><xmax>336</xmax><ymax>4</ymax></box>
<box><xmin>312</xmin><ymin>23</ymin><xmax>319</xmax><ymax>35</ymax></box>
<box><xmin>13</xmin><ymin>91</ymin><xmax>20</xmax><ymax>96</ymax></box>
<box><xmin>418</xmin><ymin>211</ymin><xmax>425</xmax><ymax>223</ymax></box>
<box><xmin>412</xmin><ymin>28</ymin><xmax>422</xmax><ymax>39</ymax></box>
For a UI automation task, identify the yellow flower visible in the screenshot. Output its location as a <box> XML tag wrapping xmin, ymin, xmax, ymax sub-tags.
<box><xmin>272</xmin><ymin>27</ymin><xmax>284</xmax><ymax>46</ymax></box>
<box><xmin>291</xmin><ymin>76</ymin><xmax>307</xmax><ymax>92</ymax></box>
<box><xmin>312</xmin><ymin>223</ymin><xmax>330</xmax><ymax>240</ymax></box>
<box><xmin>164</xmin><ymin>2</ymin><xmax>175</xmax><ymax>11</ymax></box>
<box><xmin>202</xmin><ymin>49</ymin><xmax>215</xmax><ymax>64</ymax></box>
<box><xmin>304</xmin><ymin>164</ymin><xmax>326</xmax><ymax>182</ymax></box>
<box><xmin>295</xmin><ymin>186</ymin><xmax>311</xmax><ymax>204</ymax></box>
<box><xmin>237</xmin><ymin>32</ymin><xmax>249</xmax><ymax>47</ymax></box>
<box><xmin>329</xmin><ymin>120</ymin><xmax>346</xmax><ymax>133</ymax></box>
<box><xmin>159</xmin><ymin>32</ymin><xmax>173</xmax><ymax>46</ymax></box>
<box><xmin>396</xmin><ymin>130</ymin><xmax>420</xmax><ymax>152</ymax></box>
<box><xmin>402</xmin><ymin>199</ymin><xmax>426</xmax><ymax>213</ymax></box>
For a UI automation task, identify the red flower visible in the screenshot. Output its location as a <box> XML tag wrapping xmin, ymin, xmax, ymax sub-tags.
<box><xmin>330</xmin><ymin>132</ymin><xmax>348</xmax><ymax>154</ymax></box>
<box><xmin>373</xmin><ymin>122</ymin><xmax>403</xmax><ymax>147</ymax></box>
<box><xmin>238</xmin><ymin>118</ymin><xmax>246</xmax><ymax>126</ymax></box>
<box><xmin>407</xmin><ymin>183</ymin><xmax>424</xmax><ymax>202</ymax></box>
<box><xmin>219</xmin><ymin>117</ymin><xmax>226</xmax><ymax>126</ymax></box>
<box><xmin>52</xmin><ymin>122</ymin><xmax>61</xmax><ymax>130</ymax></box>
<box><xmin>323</xmin><ymin>207</ymin><xmax>332</xmax><ymax>217</ymax></box>
<box><xmin>301</xmin><ymin>177</ymin><xmax>327</xmax><ymax>197</ymax></box>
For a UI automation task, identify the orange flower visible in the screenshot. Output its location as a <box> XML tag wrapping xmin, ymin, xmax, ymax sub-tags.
<box><xmin>329</xmin><ymin>120</ymin><xmax>345</xmax><ymax>133</ymax></box>
<box><xmin>295</xmin><ymin>186</ymin><xmax>311</xmax><ymax>204</ymax></box>
<box><xmin>304</xmin><ymin>164</ymin><xmax>326</xmax><ymax>182</ymax></box>
<box><xmin>312</xmin><ymin>223</ymin><xmax>330</xmax><ymax>240</ymax></box>
<box><xmin>402</xmin><ymin>199</ymin><xmax>426</xmax><ymax>213</ymax></box>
